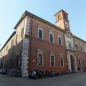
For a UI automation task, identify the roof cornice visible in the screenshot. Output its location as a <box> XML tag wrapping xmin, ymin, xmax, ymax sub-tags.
<box><xmin>14</xmin><ymin>10</ymin><xmax>65</xmax><ymax>33</ymax></box>
<box><xmin>0</xmin><ymin>31</ymin><xmax>16</xmax><ymax>52</ymax></box>
<box><xmin>73</xmin><ymin>35</ymin><xmax>86</xmax><ymax>43</ymax></box>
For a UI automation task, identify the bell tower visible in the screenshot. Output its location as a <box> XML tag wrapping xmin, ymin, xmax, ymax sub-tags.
<box><xmin>55</xmin><ymin>10</ymin><xmax>70</xmax><ymax>31</ymax></box>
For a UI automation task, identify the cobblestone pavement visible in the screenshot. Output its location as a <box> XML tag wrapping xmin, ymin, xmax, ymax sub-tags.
<box><xmin>0</xmin><ymin>72</ymin><xmax>86</xmax><ymax>86</ymax></box>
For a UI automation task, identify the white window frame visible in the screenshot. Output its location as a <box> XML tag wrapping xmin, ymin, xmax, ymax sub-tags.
<box><xmin>37</xmin><ymin>49</ymin><xmax>44</xmax><ymax>67</ymax></box>
<box><xmin>38</xmin><ymin>27</ymin><xmax>44</xmax><ymax>40</ymax></box>
<box><xmin>50</xmin><ymin>53</ymin><xmax>55</xmax><ymax>67</ymax></box>
<box><xmin>49</xmin><ymin>30</ymin><xmax>54</xmax><ymax>43</ymax></box>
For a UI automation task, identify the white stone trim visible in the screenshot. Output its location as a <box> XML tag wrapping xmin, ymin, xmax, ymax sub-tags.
<box><xmin>49</xmin><ymin>30</ymin><xmax>54</xmax><ymax>43</ymax></box>
<box><xmin>58</xmin><ymin>34</ymin><xmax>62</xmax><ymax>45</ymax></box>
<box><xmin>21</xmin><ymin>17</ymin><xmax>31</xmax><ymax>77</ymax></box>
<box><xmin>50</xmin><ymin>52</ymin><xmax>55</xmax><ymax>67</ymax></box>
<box><xmin>21</xmin><ymin>38</ymin><xmax>30</xmax><ymax>77</ymax></box>
<box><xmin>67</xmin><ymin>54</ymin><xmax>72</xmax><ymax>72</ymax></box>
<box><xmin>24</xmin><ymin>16</ymin><xmax>31</xmax><ymax>36</ymax></box>
<box><xmin>37</xmin><ymin>49</ymin><xmax>44</xmax><ymax>67</ymax></box>
<box><xmin>38</xmin><ymin>27</ymin><xmax>44</xmax><ymax>40</ymax></box>
<box><xmin>73</xmin><ymin>55</ymin><xmax>78</xmax><ymax>72</ymax></box>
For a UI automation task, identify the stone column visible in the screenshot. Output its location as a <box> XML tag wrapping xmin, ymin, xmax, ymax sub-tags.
<box><xmin>67</xmin><ymin>52</ymin><xmax>72</xmax><ymax>72</ymax></box>
<box><xmin>74</xmin><ymin>55</ymin><xmax>78</xmax><ymax>72</ymax></box>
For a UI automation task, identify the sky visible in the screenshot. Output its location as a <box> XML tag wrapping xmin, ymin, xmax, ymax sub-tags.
<box><xmin>0</xmin><ymin>0</ymin><xmax>86</xmax><ymax>49</ymax></box>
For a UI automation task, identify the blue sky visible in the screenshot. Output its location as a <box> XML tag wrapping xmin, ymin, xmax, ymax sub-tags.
<box><xmin>0</xmin><ymin>0</ymin><xmax>86</xmax><ymax>48</ymax></box>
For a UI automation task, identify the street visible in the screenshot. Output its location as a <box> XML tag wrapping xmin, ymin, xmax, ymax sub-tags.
<box><xmin>0</xmin><ymin>72</ymin><xmax>86</xmax><ymax>86</ymax></box>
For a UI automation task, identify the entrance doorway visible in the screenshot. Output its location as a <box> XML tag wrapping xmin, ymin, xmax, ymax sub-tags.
<box><xmin>70</xmin><ymin>55</ymin><xmax>75</xmax><ymax>72</ymax></box>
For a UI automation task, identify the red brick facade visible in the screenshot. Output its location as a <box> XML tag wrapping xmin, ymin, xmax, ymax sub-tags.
<box><xmin>0</xmin><ymin>10</ymin><xmax>86</xmax><ymax>77</ymax></box>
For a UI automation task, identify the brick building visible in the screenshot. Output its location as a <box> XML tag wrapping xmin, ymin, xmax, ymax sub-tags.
<box><xmin>0</xmin><ymin>10</ymin><xmax>86</xmax><ymax>77</ymax></box>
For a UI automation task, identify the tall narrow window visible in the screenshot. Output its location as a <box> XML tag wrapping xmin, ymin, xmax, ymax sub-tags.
<box><xmin>16</xmin><ymin>35</ymin><xmax>17</xmax><ymax>44</ymax></box>
<box><xmin>37</xmin><ymin>50</ymin><xmax>43</xmax><ymax>66</ymax></box>
<box><xmin>58</xmin><ymin>36</ymin><xmax>62</xmax><ymax>45</ymax></box>
<box><xmin>58</xmin><ymin>15</ymin><xmax>60</xmax><ymax>20</ymax></box>
<box><xmin>11</xmin><ymin>40</ymin><xmax>14</xmax><ymax>47</ymax></box>
<box><xmin>21</xmin><ymin>27</ymin><xmax>24</xmax><ymax>38</ymax></box>
<box><xmin>83</xmin><ymin>60</ymin><xmax>84</xmax><ymax>65</ymax></box>
<box><xmin>6</xmin><ymin>46</ymin><xmax>8</xmax><ymax>52</ymax></box>
<box><xmin>38</xmin><ymin>28</ymin><xmax>43</xmax><ymax>40</ymax></box>
<box><xmin>75</xmin><ymin>44</ymin><xmax>78</xmax><ymax>50</ymax></box>
<box><xmin>60</xmin><ymin>56</ymin><xmax>64</xmax><ymax>67</ymax></box>
<box><xmin>78</xmin><ymin>59</ymin><xmax>81</xmax><ymax>65</ymax></box>
<box><xmin>50</xmin><ymin>54</ymin><xmax>55</xmax><ymax>66</ymax></box>
<box><xmin>49</xmin><ymin>31</ymin><xmax>54</xmax><ymax>43</ymax></box>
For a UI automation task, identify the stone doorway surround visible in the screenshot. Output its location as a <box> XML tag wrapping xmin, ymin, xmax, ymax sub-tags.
<box><xmin>67</xmin><ymin>51</ymin><xmax>78</xmax><ymax>73</ymax></box>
